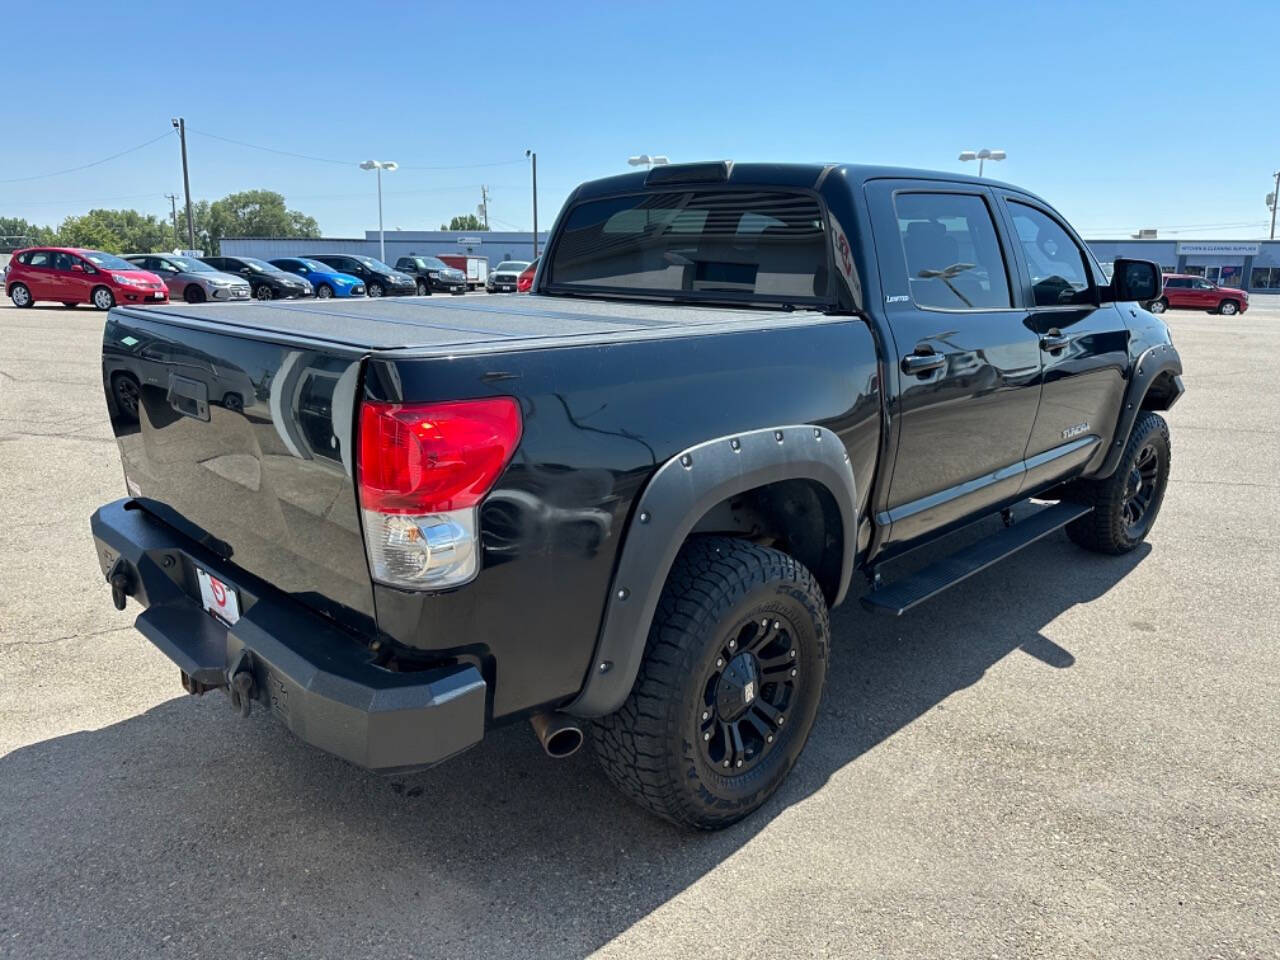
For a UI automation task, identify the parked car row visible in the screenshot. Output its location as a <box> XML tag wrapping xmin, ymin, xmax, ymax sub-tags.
<box><xmin>4</xmin><ymin>245</ymin><xmax>534</xmax><ymax>309</ymax></box>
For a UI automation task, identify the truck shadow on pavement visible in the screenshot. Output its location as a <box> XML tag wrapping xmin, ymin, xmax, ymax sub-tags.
<box><xmin>0</xmin><ymin>530</ymin><xmax>1148</xmax><ymax>959</ymax></box>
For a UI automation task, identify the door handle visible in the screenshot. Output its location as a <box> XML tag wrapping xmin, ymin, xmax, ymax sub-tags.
<box><xmin>901</xmin><ymin>351</ymin><xmax>946</xmax><ymax>375</ymax></box>
<box><xmin>1040</xmin><ymin>329</ymin><xmax>1070</xmax><ymax>352</ymax></box>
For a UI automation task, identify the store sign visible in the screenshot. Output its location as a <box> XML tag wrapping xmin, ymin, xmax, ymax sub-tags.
<box><xmin>1176</xmin><ymin>242</ymin><xmax>1260</xmax><ymax>256</ymax></box>
<box><xmin>457</xmin><ymin>236</ymin><xmax>483</xmax><ymax>246</ymax></box>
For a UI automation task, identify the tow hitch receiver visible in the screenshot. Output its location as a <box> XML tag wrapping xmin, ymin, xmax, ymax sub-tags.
<box><xmin>226</xmin><ymin>650</ymin><xmax>257</xmax><ymax>718</ymax></box>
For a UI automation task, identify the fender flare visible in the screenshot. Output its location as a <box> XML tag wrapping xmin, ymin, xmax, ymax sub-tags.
<box><xmin>565</xmin><ymin>424</ymin><xmax>857</xmax><ymax>718</ymax></box>
<box><xmin>1091</xmin><ymin>343</ymin><xmax>1184</xmax><ymax>478</ymax></box>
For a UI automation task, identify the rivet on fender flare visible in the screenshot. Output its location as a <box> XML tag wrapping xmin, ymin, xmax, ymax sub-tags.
<box><xmin>774</xmin><ymin>431</ymin><xmax>784</xmax><ymax>443</ymax></box>
<box><xmin>680</xmin><ymin>454</ymin><xmax>692</xmax><ymax>468</ymax></box>
<box><xmin>616</xmin><ymin>588</ymin><xmax>629</xmax><ymax>600</ymax></box>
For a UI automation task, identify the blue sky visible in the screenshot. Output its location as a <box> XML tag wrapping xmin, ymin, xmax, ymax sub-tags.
<box><xmin>3</xmin><ymin>0</ymin><xmax>1277</xmax><ymax>239</ymax></box>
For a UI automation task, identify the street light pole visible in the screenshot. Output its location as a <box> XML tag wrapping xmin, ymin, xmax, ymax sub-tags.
<box><xmin>171</xmin><ymin>118</ymin><xmax>195</xmax><ymax>249</ymax></box>
<box><xmin>1270</xmin><ymin>170</ymin><xmax>1279</xmax><ymax>241</ymax></box>
<box><xmin>360</xmin><ymin>160</ymin><xmax>398</xmax><ymax>263</ymax></box>
<box><xmin>526</xmin><ymin>150</ymin><xmax>538</xmax><ymax>260</ymax></box>
<box><xmin>959</xmin><ymin>148</ymin><xmax>1006</xmax><ymax>178</ymax></box>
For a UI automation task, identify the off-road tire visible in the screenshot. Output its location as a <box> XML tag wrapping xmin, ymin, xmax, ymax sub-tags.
<box><xmin>1065</xmin><ymin>411</ymin><xmax>1171</xmax><ymax>554</ymax></box>
<box><xmin>590</xmin><ymin>537</ymin><xmax>830</xmax><ymax>830</ymax></box>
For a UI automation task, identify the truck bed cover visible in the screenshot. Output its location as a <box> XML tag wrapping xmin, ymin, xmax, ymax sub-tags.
<box><xmin>117</xmin><ymin>295</ymin><xmax>832</xmax><ymax>356</ymax></box>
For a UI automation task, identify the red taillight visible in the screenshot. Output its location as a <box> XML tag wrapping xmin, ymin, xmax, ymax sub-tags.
<box><xmin>357</xmin><ymin>397</ymin><xmax>522</xmax><ymax>514</ymax></box>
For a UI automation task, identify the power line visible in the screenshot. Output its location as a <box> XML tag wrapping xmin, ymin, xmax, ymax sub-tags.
<box><xmin>188</xmin><ymin>128</ymin><xmax>354</xmax><ymax>166</ymax></box>
<box><xmin>0</xmin><ymin>130</ymin><xmax>174</xmax><ymax>184</ymax></box>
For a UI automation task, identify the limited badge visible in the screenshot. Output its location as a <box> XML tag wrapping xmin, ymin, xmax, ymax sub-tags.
<box><xmin>743</xmin><ymin>681</ymin><xmax>755</xmax><ymax>704</ymax></box>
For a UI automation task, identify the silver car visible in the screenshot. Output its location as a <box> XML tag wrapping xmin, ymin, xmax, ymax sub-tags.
<box><xmin>123</xmin><ymin>254</ymin><xmax>251</xmax><ymax>303</ymax></box>
<box><xmin>486</xmin><ymin>260</ymin><xmax>531</xmax><ymax>293</ymax></box>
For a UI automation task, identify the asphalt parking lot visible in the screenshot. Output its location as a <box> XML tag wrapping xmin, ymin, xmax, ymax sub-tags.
<box><xmin>1</xmin><ymin>295</ymin><xmax>1277</xmax><ymax>959</ymax></box>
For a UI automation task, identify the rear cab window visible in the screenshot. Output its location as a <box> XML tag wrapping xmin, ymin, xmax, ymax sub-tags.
<box><xmin>545</xmin><ymin>189</ymin><xmax>831</xmax><ymax>307</ymax></box>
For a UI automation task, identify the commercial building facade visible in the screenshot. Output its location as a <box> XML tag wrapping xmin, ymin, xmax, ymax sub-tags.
<box><xmin>1086</xmin><ymin>239</ymin><xmax>1280</xmax><ymax>293</ymax></box>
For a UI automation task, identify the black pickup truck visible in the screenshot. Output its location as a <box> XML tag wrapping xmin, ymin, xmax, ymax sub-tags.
<box><xmin>90</xmin><ymin>162</ymin><xmax>1182</xmax><ymax>830</ymax></box>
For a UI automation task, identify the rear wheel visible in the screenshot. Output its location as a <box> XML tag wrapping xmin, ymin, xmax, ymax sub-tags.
<box><xmin>1218</xmin><ymin>299</ymin><xmax>1239</xmax><ymax>316</ymax></box>
<box><xmin>92</xmin><ymin>286</ymin><xmax>115</xmax><ymax>310</ymax></box>
<box><xmin>590</xmin><ymin>537</ymin><xmax>829</xmax><ymax>830</ymax></box>
<box><xmin>184</xmin><ymin>284</ymin><xmax>206</xmax><ymax>304</ymax></box>
<box><xmin>1149</xmin><ymin>298</ymin><xmax>1168</xmax><ymax>314</ymax></box>
<box><xmin>1065</xmin><ymin>411</ymin><xmax>1170</xmax><ymax>554</ymax></box>
<box><xmin>10</xmin><ymin>284</ymin><xmax>32</xmax><ymax>307</ymax></box>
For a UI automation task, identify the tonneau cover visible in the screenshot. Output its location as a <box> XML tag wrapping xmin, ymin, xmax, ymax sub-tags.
<box><xmin>121</xmin><ymin>295</ymin><xmax>826</xmax><ymax>354</ymax></box>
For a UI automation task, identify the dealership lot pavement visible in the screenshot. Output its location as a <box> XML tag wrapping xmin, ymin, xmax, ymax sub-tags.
<box><xmin>1</xmin><ymin>296</ymin><xmax>1277</xmax><ymax>959</ymax></box>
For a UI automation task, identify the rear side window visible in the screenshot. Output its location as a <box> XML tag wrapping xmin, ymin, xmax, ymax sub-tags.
<box><xmin>548</xmin><ymin>190</ymin><xmax>829</xmax><ymax>303</ymax></box>
<box><xmin>1007</xmin><ymin>201</ymin><xmax>1094</xmax><ymax>307</ymax></box>
<box><xmin>893</xmin><ymin>193</ymin><xmax>1011</xmax><ymax>310</ymax></box>
<box><xmin>25</xmin><ymin>251</ymin><xmax>51</xmax><ymax>267</ymax></box>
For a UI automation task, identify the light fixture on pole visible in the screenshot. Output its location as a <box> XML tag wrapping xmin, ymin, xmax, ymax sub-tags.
<box><xmin>958</xmin><ymin>148</ymin><xmax>1006</xmax><ymax>177</ymax></box>
<box><xmin>627</xmin><ymin>154</ymin><xmax>670</xmax><ymax>169</ymax></box>
<box><xmin>359</xmin><ymin>160</ymin><xmax>398</xmax><ymax>263</ymax></box>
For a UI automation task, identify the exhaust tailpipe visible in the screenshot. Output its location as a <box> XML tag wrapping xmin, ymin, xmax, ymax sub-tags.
<box><xmin>530</xmin><ymin>712</ymin><xmax>584</xmax><ymax>758</ymax></box>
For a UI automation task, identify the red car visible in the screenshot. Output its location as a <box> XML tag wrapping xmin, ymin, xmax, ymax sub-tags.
<box><xmin>1151</xmin><ymin>273</ymin><xmax>1248</xmax><ymax>316</ymax></box>
<box><xmin>517</xmin><ymin>257</ymin><xmax>539</xmax><ymax>293</ymax></box>
<box><xmin>5</xmin><ymin>247</ymin><xmax>169</xmax><ymax>310</ymax></box>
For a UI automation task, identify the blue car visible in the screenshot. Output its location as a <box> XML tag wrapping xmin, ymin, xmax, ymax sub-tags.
<box><xmin>268</xmin><ymin>257</ymin><xmax>366</xmax><ymax>298</ymax></box>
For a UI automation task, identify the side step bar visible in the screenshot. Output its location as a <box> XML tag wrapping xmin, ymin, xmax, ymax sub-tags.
<box><xmin>861</xmin><ymin>502</ymin><xmax>1093</xmax><ymax>617</ymax></box>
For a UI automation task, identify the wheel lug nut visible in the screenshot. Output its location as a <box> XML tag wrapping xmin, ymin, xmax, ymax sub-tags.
<box><xmin>704</xmin><ymin>732</ymin><xmax>711</xmax><ymax>741</ymax></box>
<box><xmin>767</xmin><ymin>735</ymin><xmax>774</xmax><ymax>743</ymax></box>
<box><xmin>778</xmin><ymin>716</ymin><xmax>786</xmax><ymax>725</ymax></box>
<box><xmin>728</xmin><ymin>639</ymin><xmax>735</xmax><ymax>649</ymax></box>
<box><xmin>736</xmin><ymin>759</ymin><xmax>743</xmax><ymax>767</ymax></box>
<box><xmin>702</xmin><ymin>711</ymin><xmax>709</xmax><ymax>720</ymax></box>
<box><xmin>791</xmin><ymin>668</ymin><xmax>797</xmax><ymax>677</ymax></box>
<box><xmin>716</xmin><ymin>658</ymin><xmax>724</xmax><ymax>668</ymax></box>
<box><xmin>773</xmin><ymin>621</ymin><xmax>780</xmax><ymax>630</ymax></box>
<box><xmin>789</xmin><ymin>649</ymin><xmax>796</xmax><ymax>658</ymax></box>
<box><xmin>723</xmin><ymin>760</ymin><xmax>730</xmax><ymax>767</ymax></box>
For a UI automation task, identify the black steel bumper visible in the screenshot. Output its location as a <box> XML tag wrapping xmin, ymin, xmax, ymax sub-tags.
<box><xmin>89</xmin><ymin>498</ymin><xmax>487</xmax><ymax>773</ymax></box>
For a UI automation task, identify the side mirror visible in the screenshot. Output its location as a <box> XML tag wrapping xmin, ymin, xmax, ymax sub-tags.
<box><xmin>1110</xmin><ymin>258</ymin><xmax>1162</xmax><ymax>303</ymax></box>
<box><xmin>70</xmin><ymin>263</ymin><xmax>85</xmax><ymax>273</ymax></box>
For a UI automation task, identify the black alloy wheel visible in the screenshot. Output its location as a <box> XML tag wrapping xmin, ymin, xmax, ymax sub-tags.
<box><xmin>697</xmin><ymin>613</ymin><xmax>802</xmax><ymax>773</ymax></box>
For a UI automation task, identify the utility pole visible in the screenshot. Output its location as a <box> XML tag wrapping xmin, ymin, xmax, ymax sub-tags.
<box><xmin>1270</xmin><ymin>169</ymin><xmax>1279</xmax><ymax>241</ymax></box>
<box><xmin>479</xmin><ymin>185</ymin><xmax>490</xmax><ymax>230</ymax></box>
<box><xmin>526</xmin><ymin>150</ymin><xmax>538</xmax><ymax>259</ymax></box>
<box><xmin>164</xmin><ymin>194</ymin><xmax>180</xmax><ymax>250</ymax></box>
<box><xmin>171</xmin><ymin>118</ymin><xmax>195</xmax><ymax>249</ymax></box>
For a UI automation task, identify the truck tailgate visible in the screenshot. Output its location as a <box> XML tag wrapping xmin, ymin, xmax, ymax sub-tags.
<box><xmin>103</xmin><ymin>310</ymin><xmax>373</xmax><ymax>628</ymax></box>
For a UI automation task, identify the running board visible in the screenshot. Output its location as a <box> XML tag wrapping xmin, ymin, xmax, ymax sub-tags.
<box><xmin>861</xmin><ymin>502</ymin><xmax>1093</xmax><ymax>617</ymax></box>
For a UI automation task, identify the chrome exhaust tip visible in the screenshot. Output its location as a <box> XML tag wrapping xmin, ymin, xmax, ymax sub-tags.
<box><xmin>530</xmin><ymin>712</ymin><xmax>584</xmax><ymax>758</ymax></box>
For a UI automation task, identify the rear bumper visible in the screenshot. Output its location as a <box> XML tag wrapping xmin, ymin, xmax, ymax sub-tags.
<box><xmin>89</xmin><ymin>498</ymin><xmax>487</xmax><ymax>773</ymax></box>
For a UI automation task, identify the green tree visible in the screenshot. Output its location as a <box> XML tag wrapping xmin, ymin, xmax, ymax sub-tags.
<box><xmin>440</xmin><ymin>214</ymin><xmax>488</xmax><ymax>231</ymax></box>
<box><xmin>78</xmin><ymin>208</ymin><xmax>174</xmax><ymax>253</ymax></box>
<box><xmin>0</xmin><ymin>216</ymin><xmax>57</xmax><ymax>251</ymax></box>
<box><xmin>204</xmin><ymin>190</ymin><xmax>321</xmax><ymax>255</ymax></box>
<box><xmin>56</xmin><ymin>214</ymin><xmax>123</xmax><ymax>252</ymax></box>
